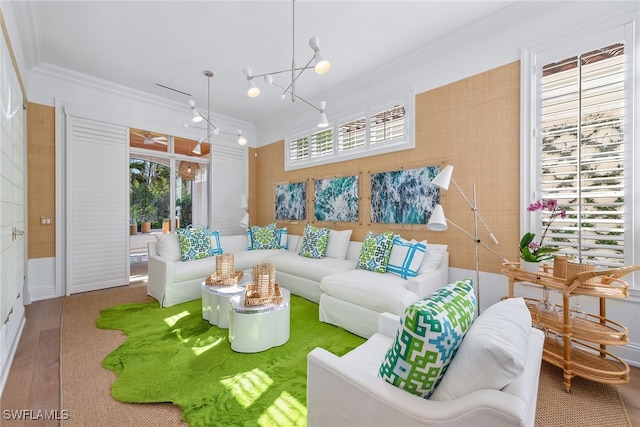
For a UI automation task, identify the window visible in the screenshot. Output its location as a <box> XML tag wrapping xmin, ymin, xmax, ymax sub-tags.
<box><xmin>310</xmin><ymin>128</ymin><xmax>334</xmax><ymax>157</ymax></box>
<box><xmin>370</xmin><ymin>105</ymin><xmax>405</xmax><ymax>145</ymax></box>
<box><xmin>285</xmin><ymin>91</ymin><xmax>414</xmax><ymax>170</ymax></box>
<box><xmin>290</xmin><ymin>135</ymin><xmax>309</xmax><ymax>161</ymax></box>
<box><xmin>338</xmin><ymin>116</ymin><xmax>366</xmax><ymax>151</ymax></box>
<box><xmin>540</xmin><ymin>43</ymin><xmax>625</xmax><ymax>268</ymax></box>
<box><xmin>523</xmin><ymin>20</ymin><xmax>638</xmax><ymax>287</ymax></box>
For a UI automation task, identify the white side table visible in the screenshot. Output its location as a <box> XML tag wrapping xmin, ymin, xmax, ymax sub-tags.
<box><xmin>202</xmin><ymin>269</ymin><xmax>253</xmax><ymax>329</ymax></box>
<box><xmin>202</xmin><ymin>284</ymin><xmax>246</xmax><ymax>328</ymax></box>
<box><xmin>228</xmin><ymin>288</ymin><xmax>291</xmax><ymax>353</ymax></box>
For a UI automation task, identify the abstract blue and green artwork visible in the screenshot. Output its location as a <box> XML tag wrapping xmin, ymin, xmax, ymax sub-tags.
<box><xmin>275</xmin><ymin>182</ymin><xmax>306</xmax><ymax>220</ymax></box>
<box><xmin>371</xmin><ymin>166</ymin><xmax>440</xmax><ymax>224</ymax></box>
<box><xmin>314</xmin><ymin>175</ymin><xmax>359</xmax><ymax>222</ymax></box>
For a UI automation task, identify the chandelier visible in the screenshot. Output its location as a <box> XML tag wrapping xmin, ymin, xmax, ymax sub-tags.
<box><xmin>184</xmin><ymin>70</ymin><xmax>247</xmax><ymax>155</ymax></box>
<box><xmin>242</xmin><ymin>0</ymin><xmax>330</xmax><ymax>128</ymax></box>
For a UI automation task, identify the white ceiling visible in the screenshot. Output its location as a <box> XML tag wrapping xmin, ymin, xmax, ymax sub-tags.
<box><xmin>15</xmin><ymin>1</ymin><xmax>529</xmax><ymax>126</ymax></box>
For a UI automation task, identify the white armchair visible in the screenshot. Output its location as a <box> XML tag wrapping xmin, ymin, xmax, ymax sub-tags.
<box><xmin>307</xmin><ymin>310</ymin><xmax>544</xmax><ymax>427</ymax></box>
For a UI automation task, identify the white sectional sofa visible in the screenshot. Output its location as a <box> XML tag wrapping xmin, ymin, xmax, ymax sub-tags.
<box><xmin>147</xmin><ymin>231</ymin><xmax>449</xmax><ymax>337</ymax></box>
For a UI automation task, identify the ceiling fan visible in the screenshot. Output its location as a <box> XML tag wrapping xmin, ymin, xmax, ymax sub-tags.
<box><xmin>132</xmin><ymin>131</ymin><xmax>168</xmax><ymax>145</ymax></box>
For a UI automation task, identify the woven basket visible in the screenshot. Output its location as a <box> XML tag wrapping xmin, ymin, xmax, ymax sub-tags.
<box><xmin>244</xmin><ymin>283</ymin><xmax>283</xmax><ymax>306</ymax></box>
<box><xmin>216</xmin><ymin>254</ymin><xmax>235</xmax><ymax>279</ymax></box>
<box><xmin>553</xmin><ymin>256</ymin><xmax>571</xmax><ymax>278</ymax></box>
<box><xmin>566</xmin><ymin>261</ymin><xmax>596</xmax><ymax>284</ymax></box>
<box><xmin>245</xmin><ymin>263</ymin><xmax>279</xmax><ymax>306</ymax></box>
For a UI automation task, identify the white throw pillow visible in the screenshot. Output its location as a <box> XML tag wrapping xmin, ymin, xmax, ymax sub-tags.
<box><xmin>430</xmin><ymin>297</ymin><xmax>532</xmax><ymax>401</ymax></box>
<box><xmin>387</xmin><ymin>237</ymin><xmax>426</xmax><ymax>279</ymax></box>
<box><xmin>418</xmin><ymin>244</ymin><xmax>448</xmax><ymax>273</ymax></box>
<box><xmin>155</xmin><ymin>234</ymin><xmax>181</xmax><ymax>262</ymax></box>
<box><xmin>325</xmin><ymin>229</ymin><xmax>353</xmax><ymax>259</ymax></box>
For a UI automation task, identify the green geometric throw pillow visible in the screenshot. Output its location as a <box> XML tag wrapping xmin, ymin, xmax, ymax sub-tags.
<box><xmin>176</xmin><ymin>227</ymin><xmax>216</xmax><ymax>261</ymax></box>
<box><xmin>378</xmin><ymin>278</ymin><xmax>477</xmax><ymax>398</ymax></box>
<box><xmin>249</xmin><ymin>222</ymin><xmax>278</xmax><ymax>250</ymax></box>
<box><xmin>356</xmin><ymin>231</ymin><xmax>395</xmax><ymax>273</ymax></box>
<box><xmin>298</xmin><ymin>224</ymin><xmax>330</xmax><ymax>259</ymax></box>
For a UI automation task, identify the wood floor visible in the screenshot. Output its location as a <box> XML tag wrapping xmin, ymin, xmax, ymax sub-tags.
<box><xmin>1</xmin><ymin>263</ymin><xmax>639</xmax><ymax>426</ymax></box>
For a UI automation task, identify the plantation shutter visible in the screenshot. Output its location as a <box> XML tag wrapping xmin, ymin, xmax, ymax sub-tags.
<box><xmin>540</xmin><ymin>42</ymin><xmax>625</xmax><ymax>267</ymax></box>
<box><xmin>210</xmin><ymin>144</ymin><xmax>246</xmax><ymax>235</ymax></box>
<box><xmin>370</xmin><ymin>105</ymin><xmax>405</xmax><ymax>144</ymax></box>
<box><xmin>338</xmin><ymin>117</ymin><xmax>366</xmax><ymax>151</ymax></box>
<box><xmin>289</xmin><ymin>136</ymin><xmax>309</xmax><ymax>163</ymax></box>
<box><xmin>310</xmin><ymin>128</ymin><xmax>333</xmax><ymax>157</ymax></box>
<box><xmin>66</xmin><ymin>115</ymin><xmax>129</xmax><ymax>294</ymax></box>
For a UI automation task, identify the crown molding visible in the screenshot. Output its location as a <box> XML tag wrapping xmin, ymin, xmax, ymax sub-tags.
<box><xmin>32</xmin><ymin>62</ymin><xmax>254</xmax><ymax>131</ymax></box>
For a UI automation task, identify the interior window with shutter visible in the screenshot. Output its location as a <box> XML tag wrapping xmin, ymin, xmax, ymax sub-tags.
<box><xmin>338</xmin><ymin>116</ymin><xmax>366</xmax><ymax>151</ymax></box>
<box><xmin>540</xmin><ymin>42</ymin><xmax>625</xmax><ymax>268</ymax></box>
<box><xmin>289</xmin><ymin>135</ymin><xmax>309</xmax><ymax>163</ymax></box>
<box><xmin>370</xmin><ymin>105</ymin><xmax>405</xmax><ymax>144</ymax></box>
<box><xmin>310</xmin><ymin>128</ymin><xmax>334</xmax><ymax>157</ymax></box>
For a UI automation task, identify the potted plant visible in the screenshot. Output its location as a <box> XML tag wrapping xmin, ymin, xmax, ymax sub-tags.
<box><xmin>519</xmin><ymin>199</ymin><xmax>566</xmax><ymax>272</ymax></box>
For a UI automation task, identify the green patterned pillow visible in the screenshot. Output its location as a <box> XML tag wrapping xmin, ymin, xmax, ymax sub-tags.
<box><xmin>356</xmin><ymin>231</ymin><xmax>395</xmax><ymax>273</ymax></box>
<box><xmin>378</xmin><ymin>278</ymin><xmax>477</xmax><ymax>398</ymax></box>
<box><xmin>298</xmin><ymin>224</ymin><xmax>330</xmax><ymax>259</ymax></box>
<box><xmin>249</xmin><ymin>222</ymin><xmax>278</xmax><ymax>250</ymax></box>
<box><xmin>176</xmin><ymin>227</ymin><xmax>216</xmax><ymax>261</ymax></box>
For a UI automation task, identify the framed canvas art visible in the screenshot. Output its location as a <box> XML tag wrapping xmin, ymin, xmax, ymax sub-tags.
<box><xmin>314</xmin><ymin>175</ymin><xmax>359</xmax><ymax>222</ymax></box>
<box><xmin>275</xmin><ymin>182</ymin><xmax>307</xmax><ymax>220</ymax></box>
<box><xmin>370</xmin><ymin>166</ymin><xmax>440</xmax><ymax>224</ymax></box>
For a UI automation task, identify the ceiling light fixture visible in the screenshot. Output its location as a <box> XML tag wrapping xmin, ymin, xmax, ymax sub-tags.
<box><xmin>186</xmin><ymin>71</ymin><xmax>247</xmax><ymax>152</ymax></box>
<box><xmin>243</xmin><ymin>0</ymin><xmax>330</xmax><ymax>127</ymax></box>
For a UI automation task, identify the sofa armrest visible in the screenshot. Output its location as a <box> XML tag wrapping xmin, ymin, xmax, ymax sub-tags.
<box><xmin>377</xmin><ymin>312</ymin><xmax>400</xmax><ymax>338</ymax></box>
<box><xmin>405</xmin><ymin>268</ymin><xmax>448</xmax><ymax>298</ymax></box>
<box><xmin>147</xmin><ymin>249</ymin><xmax>175</xmax><ymax>306</ymax></box>
<box><xmin>307</xmin><ymin>347</ymin><xmax>529</xmax><ymax>427</ymax></box>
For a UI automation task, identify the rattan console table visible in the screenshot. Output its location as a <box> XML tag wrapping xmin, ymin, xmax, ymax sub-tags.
<box><xmin>501</xmin><ymin>262</ymin><xmax>639</xmax><ymax>392</ymax></box>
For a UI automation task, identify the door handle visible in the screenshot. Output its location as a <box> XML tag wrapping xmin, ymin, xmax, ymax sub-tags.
<box><xmin>12</xmin><ymin>227</ymin><xmax>24</xmax><ymax>241</ymax></box>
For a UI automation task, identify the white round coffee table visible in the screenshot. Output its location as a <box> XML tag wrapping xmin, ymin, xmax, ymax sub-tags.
<box><xmin>202</xmin><ymin>270</ymin><xmax>252</xmax><ymax>329</ymax></box>
<box><xmin>228</xmin><ymin>288</ymin><xmax>290</xmax><ymax>353</ymax></box>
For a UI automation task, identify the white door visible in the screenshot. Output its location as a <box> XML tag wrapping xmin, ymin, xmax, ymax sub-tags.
<box><xmin>66</xmin><ymin>114</ymin><xmax>129</xmax><ymax>295</ymax></box>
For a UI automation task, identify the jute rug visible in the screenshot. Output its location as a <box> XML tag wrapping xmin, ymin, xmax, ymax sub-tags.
<box><xmin>60</xmin><ymin>285</ymin><xmax>632</xmax><ymax>427</ymax></box>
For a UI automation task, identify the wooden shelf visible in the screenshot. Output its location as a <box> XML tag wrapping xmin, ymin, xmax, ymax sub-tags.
<box><xmin>501</xmin><ymin>262</ymin><xmax>639</xmax><ymax>392</ymax></box>
<box><xmin>542</xmin><ymin>336</ymin><xmax>630</xmax><ymax>385</ymax></box>
<box><xmin>524</xmin><ymin>298</ymin><xmax>628</xmax><ymax>345</ymax></box>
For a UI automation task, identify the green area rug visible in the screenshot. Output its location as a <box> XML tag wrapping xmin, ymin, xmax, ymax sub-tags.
<box><xmin>96</xmin><ymin>295</ymin><xmax>366</xmax><ymax>426</ymax></box>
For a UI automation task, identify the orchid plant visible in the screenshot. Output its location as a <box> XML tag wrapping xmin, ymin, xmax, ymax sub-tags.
<box><xmin>519</xmin><ymin>199</ymin><xmax>567</xmax><ymax>263</ymax></box>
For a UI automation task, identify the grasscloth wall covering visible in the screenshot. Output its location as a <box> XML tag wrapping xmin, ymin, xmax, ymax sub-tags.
<box><xmin>251</xmin><ymin>62</ymin><xmax>520</xmax><ymax>275</ymax></box>
<box><xmin>26</xmin><ymin>62</ymin><xmax>520</xmax><ymax>274</ymax></box>
<box><xmin>27</xmin><ymin>102</ymin><xmax>56</xmax><ymax>259</ymax></box>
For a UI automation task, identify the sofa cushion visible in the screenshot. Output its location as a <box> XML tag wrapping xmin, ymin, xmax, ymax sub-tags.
<box><xmin>248</xmin><ymin>222</ymin><xmax>279</xmax><ymax>250</ymax></box>
<box><xmin>155</xmin><ymin>234</ymin><xmax>181</xmax><ymax>262</ymax></box>
<box><xmin>173</xmin><ymin>255</ymin><xmax>217</xmax><ymax>283</ymax></box>
<box><xmin>231</xmin><ymin>249</ymin><xmax>283</xmax><ymax>271</ymax></box>
<box><xmin>276</xmin><ymin>227</ymin><xmax>288</xmax><ymax>249</ymax></box>
<box><xmin>176</xmin><ymin>227</ymin><xmax>216</xmax><ymax>261</ymax></box>
<box><xmin>357</xmin><ymin>231</ymin><xmax>394</xmax><ymax>273</ymax></box>
<box><xmin>430</xmin><ymin>297</ymin><xmax>532</xmax><ymax>401</ymax></box>
<box><xmin>325</xmin><ymin>229</ymin><xmax>353</xmax><ymax>259</ymax></box>
<box><xmin>299</xmin><ymin>224</ymin><xmax>330</xmax><ymax>259</ymax></box>
<box><xmin>378</xmin><ymin>278</ymin><xmax>476</xmax><ymax>399</ymax></box>
<box><xmin>209</xmin><ymin>230</ymin><xmax>223</xmax><ymax>255</ymax></box>
<box><xmin>266</xmin><ymin>251</ymin><xmax>356</xmax><ymax>283</ymax></box>
<box><xmin>320</xmin><ymin>269</ymin><xmax>420</xmax><ymax>314</ymax></box>
<box><xmin>418</xmin><ymin>244</ymin><xmax>448</xmax><ymax>273</ymax></box>
<box><xmin>387</xmin><ymin>237</ymin><xmax>426</xmax><ymax>279</ymax></box>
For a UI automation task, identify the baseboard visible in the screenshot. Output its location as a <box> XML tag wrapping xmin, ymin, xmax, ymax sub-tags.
<box><xmin>0</xmin><ymin>307</ymin><xmax>26</xmax><ymax>397</ymax></box>
<box><xmin>28</xmin><ymin>257</ymin><xmax>59</xmax><ymax>301</ymax></box>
